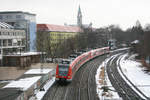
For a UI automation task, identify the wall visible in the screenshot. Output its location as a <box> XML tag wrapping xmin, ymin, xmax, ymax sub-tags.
<box><xmin>3</xmin><ymin>54</ymin><xmax>40</xmax><ymax>67</ymax></box>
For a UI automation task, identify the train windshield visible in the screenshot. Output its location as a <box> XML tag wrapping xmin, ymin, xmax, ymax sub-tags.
<box><xmin>58</xmin><ymin>64</ymin><xmax>69</xmax><ymax>76</ymax></box>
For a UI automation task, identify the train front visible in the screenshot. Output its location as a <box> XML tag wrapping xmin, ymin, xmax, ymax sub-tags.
<box><xmin>56</xmin><ymin>63</ymin><xmax>72</xmax><ymax>82</ymax></box>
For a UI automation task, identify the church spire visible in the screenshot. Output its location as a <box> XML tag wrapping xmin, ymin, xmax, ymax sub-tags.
<box><xmin>77</xmin><ymin>5</ymin><xmax>82</xmax><ymax>27</ymax></box>
<box><xmin>78</xmin><ymin>5</ymin><xmax>81</xmax><ymax>15</ymax></box>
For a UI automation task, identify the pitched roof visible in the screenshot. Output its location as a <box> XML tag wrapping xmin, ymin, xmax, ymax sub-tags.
<box><xmin>37</xmin><ymin>24</ymin><xmax>83</xmax><ymax>33</ymax></box>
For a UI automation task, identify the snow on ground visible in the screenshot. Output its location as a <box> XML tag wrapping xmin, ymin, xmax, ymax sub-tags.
<box><xmin>35</xmin><ymin>77</ymin><xmax>55</xmax><ymax>100</ymax></box>
<box><xmin>110</xmin><ymin>48</ymin><xmax>129</xmax><ymax>53</ymax></box>
<box><xmin>119</xmin><ymin>53</ymin><xmax>150</xmax><ymax>98</ymax></box>
<box><xmin>24</xmin><ymin>69</ymin><xmax>53</xmax><ymax>74</ymax></box>
<box><xmin>3</xmin><ymin>76</ymin><xmax>41</xmax><ymax>91</ymax></box>
<box><xmin>96</xmin><ymin>54</ymin><xmax>121</xmax><ymax>100</ymax></box>
<box><xmin>21</xmin><ymin>52</ymin><xmax>41</xmax><ymax>56</ymax></box>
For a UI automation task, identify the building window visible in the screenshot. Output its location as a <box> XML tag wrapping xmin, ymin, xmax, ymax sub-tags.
<box><xmin>3</xmin><ymin>40</ymin><xmax>7</xmax><ymax>46</ymax></box>
<box><xmin>16</xmin><ymin>15</ymin><xmax>22</xmax><ymax>19</ymax></box>
<box><xmin>8</xmin><ymin>39</ymin><xmax>12</xmax><ymax>46</ymax></box>
<box><xmin>0</xmin><ymin>40</ymin><xmax>1</xmax><ymax>46</ymax></box>
<box><xmin>0</xmin><ymin>15</ymin><xmax>2</xmax><ymax>20</ymax></box>
<box><xmin>18</xmin><ymin>41</ymin><xmax>21</xmax><ymax>46</ymax></box>
<box><xmin>4</xmin><ymin>32</ymin><xmax>6</xmax><ymax>35</ymax></box>
<box><xmin>6</xmin><ymin>15</ymin><xmax>12</xmax><ymax>19</ymax></box>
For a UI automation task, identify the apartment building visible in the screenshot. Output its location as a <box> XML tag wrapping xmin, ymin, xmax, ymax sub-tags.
<box><xmin>37</xmin><ymin>24</ymin><xmax>82</xmax><ymax>53</ymax></box>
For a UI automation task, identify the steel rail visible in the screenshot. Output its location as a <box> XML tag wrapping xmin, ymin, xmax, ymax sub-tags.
<box><xmin>106</xmin><ymin>53</ymin><xmax>146</xmax><ymax>100</ymax></box>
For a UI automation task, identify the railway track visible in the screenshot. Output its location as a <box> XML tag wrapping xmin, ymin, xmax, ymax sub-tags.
<box><xmin>65</xmin><ymin>55</ymin><xmax>106</xmax><ymax>100</ymax></box>
<box><xmin>78</xmin><ymin>58</ymin><xmax>99</xmax><ymax>100</ymax></box>
<box><xmin>42</xmin><ymin>54</ymin><xmax>107</xmax><ymax>100</ymax></box>
<box><xmin>106</xmin><ymin>53</ymin><xmax>147</xmax><ymax>100</ymax></box>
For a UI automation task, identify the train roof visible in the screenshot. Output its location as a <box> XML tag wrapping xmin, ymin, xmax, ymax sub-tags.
<box><xmin>70</xmin><ymin>51</ymin><xmax>91</xmax><ymax>67</ymax></box>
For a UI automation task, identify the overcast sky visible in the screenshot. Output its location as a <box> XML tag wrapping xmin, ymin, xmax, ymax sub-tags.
<box><xmin>1</xmin><ymin>0</ymin><xmax>150</xmax><ymax>30</ymax></box>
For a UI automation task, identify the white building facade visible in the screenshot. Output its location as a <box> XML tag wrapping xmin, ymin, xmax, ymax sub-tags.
<box><xmin>0</xmin><ymin>22</ymin><xmax>26</xmax><ymax>66</ymax></box>
<box><xmin>0</xmin><ymin>11</ymin><xmax>36</xmax><ymax>51</ymax></box>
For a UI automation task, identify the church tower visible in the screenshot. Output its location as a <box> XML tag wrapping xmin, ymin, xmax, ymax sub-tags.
<box><xmin>77</xmin><ymin>5</ymin><xmax>82</xmax><ymax>27</ymax></box>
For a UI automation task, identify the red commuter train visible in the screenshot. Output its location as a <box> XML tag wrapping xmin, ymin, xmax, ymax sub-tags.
<box><xmin>55</xmin><ymin>47</ymin><xmax>109</xmax><ymax>82</ymax></box>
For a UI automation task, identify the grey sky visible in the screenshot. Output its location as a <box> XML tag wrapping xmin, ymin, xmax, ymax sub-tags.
<box><xmin>1</xmin><ymin>0</ymin><xmax>150</xmax><ymax>29</ymax></box>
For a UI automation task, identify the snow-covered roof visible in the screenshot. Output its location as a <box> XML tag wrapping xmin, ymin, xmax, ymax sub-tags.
<box><xmin>24</xmin><ymin>69</ymin><xmax>53</xmax><ymax>75</ymax></box>
<box><xmin>131</xmin><ymin>40</ymin><xmax>139</xmax><ymax>44</ymax></box>
<box><xmin>0</xmin><ymin>11</ymin><xmax>36</xmax><ymax>16</ymax></box>
<box><xmin>19</xmin><ymin>52</ymin><xmax>41</xmax><ymax>56</ymax></box>
<box><xmin>5</xmin><ymin>52</ymin><xmax>42</xmax><ymax>56</ymax></box>
<box><xmin>4</xmin><ymin>76</ymin><xmax>41</xmax><ymax>91</ymax></box>
<box><xmin>108</xmin><ymin>39</ymin><xmax>116</xmax><ymax>41</ymax></box>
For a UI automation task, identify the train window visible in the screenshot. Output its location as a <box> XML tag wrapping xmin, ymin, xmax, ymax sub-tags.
<box><xmin>58</xmin><ymin>64</ymin><xmax>69</xmax><ymax>76</ymax></box>
<box><xmin>59</xmin><ymin>68</ymin><xmax>68</xmax><ymax>72</ymax></box>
